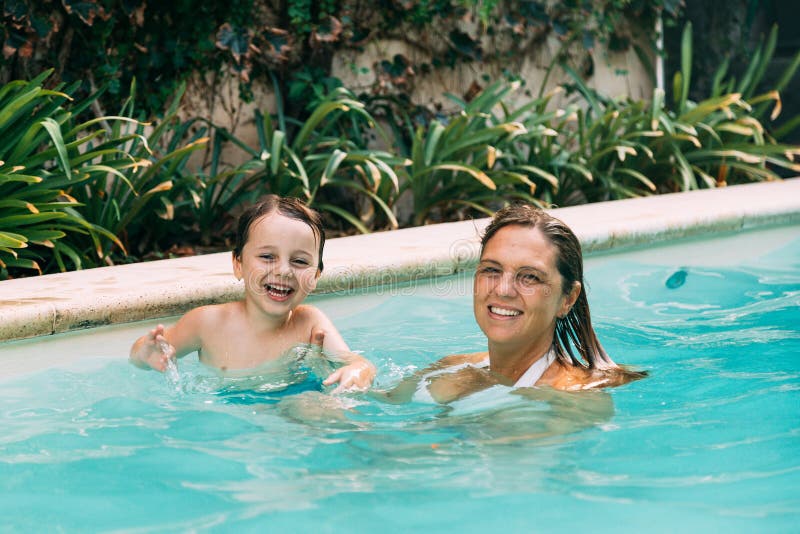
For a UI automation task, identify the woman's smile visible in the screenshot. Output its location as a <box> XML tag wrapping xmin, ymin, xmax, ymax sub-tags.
<box><xmin>487</xmin><ymin>305</ymin><xmax>522</xmax><ymax>318</ymax></box>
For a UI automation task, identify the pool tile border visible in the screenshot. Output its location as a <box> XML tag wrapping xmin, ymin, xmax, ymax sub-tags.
<box><xmin>1</xmin><ymin>180</ymin><xmax>798</xmax><ymax>343</ymax></box>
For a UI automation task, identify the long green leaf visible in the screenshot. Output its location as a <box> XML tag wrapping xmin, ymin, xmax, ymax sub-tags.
<box><xmin>512</xmin><ymin>164</ymin><xmax>560</xmax><ymax>190</ymax></box>
<box><xmin>677</xmin><ymin>22</ymin><xmax>692</xmax><ymax>114</ymax></box>
<box><xmin>438</xmin><ymin>123</ymin><xmax>525</xmax><ymax>161</ymax></box>
<box><xmin>747</xmin><ymin>25</ymin><xmax>778</xmax><ymax>99</ymax></box>
<box><xmin>710</xmin><ymin>57</ymin><xmax>731</xmax><ymax>98</ymax></box>
<box><xmin>0</xmin><ymin>212</ymin><xmax>67</xmax><ymax>227</ymax></box>
<box><xmin>414</xmin><ymin>163</ymin><xmax>497</xmax><ymax>190</ymax></box>
<box><xmin>0</xmin><ymin>256</ymin><xmax>41</xmax><ymax>273</ymax></box>
<box><xmin>736</xmin><ymin>42</ymin><xmax>763</xmax><ymax>97</ymax></box>
<box><xmin>424</xmin><ymin>122</ymin><xmax>445</xmax><ymax>166</ymax></box>
<box><xmin>40</xmin><ymin>118</ymin><xmax>72</xmax><ymax>180</ymax></box>
<box><xmin>292</xmin><ymin>98</ymin><xmax>366</xmax><ymax>151</ymax></box>
<box><xmin>673</xmin><ymin>145</ymin><xmax>698</xmax><ymax>190</ymax></box>
<box><xmin>561</xmin><ymin>63</ymin><xmax>602</xmax><ymax>117</ymax></box>
<box><xmin>774</xmin><ymin>49</ymin><xmax>800</xmax><ymax>93</ymax></box>
<box><xmin>270</xmin><ymin>130</ymin><xmax>285</xmax><ymax>176</ymax></box>
<box><xmin>53</xmin><ymin>241</ymin><xmax>83</xmax><ymax>271</ymax></box>
<box><xmin>650</xmin><ymin>88</ymin><xmax>664</xmax><ymax>130</ymax></box>
<box><xmin>0</xmin><ymin>231</ymin><xmax>28</xmax><ymax>248</ymax></box>
<box><xmin>0</xmin><ymin>85</ymin><xmax>44</xmax><ymax>130</ymax></box>
<box><xmin>325</xmin><ymin>178</ymin><xmax>399</xmax><ymax>229</ymax></box>
<box><xmin>0</xmin><ymin>173</ymin><xmax>43</xmax><ymax>185</ymax></box>
<box><xmin>314</xmin><ymin>202</ymin><xmax>370</xmax><ymax>234</ymax></box>
<box><xmin>614</xmin><ymin>168</ymin><xmax>657</xmax><ymax>191</ymax></box>
<box><xmin>321</xmin><ymin>149</ymin><xmax>348</xmax><ymax>184</ymax></box>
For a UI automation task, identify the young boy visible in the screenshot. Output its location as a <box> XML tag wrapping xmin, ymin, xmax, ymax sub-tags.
<box><xmin>130</xmin><ymin>195</ymin><xmax>375</xmax><ymax>393</ymax></box>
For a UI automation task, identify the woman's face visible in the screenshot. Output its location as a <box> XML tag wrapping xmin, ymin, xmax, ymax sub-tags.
<box><xmin>473</xmin><ymin>224</ymin><xmax>578</xmax><ymax>350</ymax></box>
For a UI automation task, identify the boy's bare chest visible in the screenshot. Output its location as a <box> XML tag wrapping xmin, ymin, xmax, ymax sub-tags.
<box><xmin>198</xmin><ymin>320</ymin><xmax>311</xmax><ymax>371</ymax></box>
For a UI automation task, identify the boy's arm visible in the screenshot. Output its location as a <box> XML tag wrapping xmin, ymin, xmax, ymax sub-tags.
<box><xmin>130</xmin><ymin>323</ymin><xmax>175</xmax><ymax>371</ymax></box>
<box><xmin>129</xmin><ymin>307</ymin><xmax>206</xmax><ymax>371</ymax></box>
<box><xmin>306</xmin><ymin>307</ymin><xmax>376</xmax><ymax>393</ymax></box>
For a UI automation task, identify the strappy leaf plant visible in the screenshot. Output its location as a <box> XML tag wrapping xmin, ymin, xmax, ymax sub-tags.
<box><xmin>664</xmin><ymin>22</ymin><xmax>800</xmax><ymax>185</ymax></box>
<box><xmin>192</xmin><ymin>87</ymin><xmax>407</xmax><ymax>239</ymax></box>
<box><xmin>401</xmin><ymin>81</ymin><xmax>558</xmax><ymax>226</ymax></box>
<box><xmin>0</xmin><ymin>71</ymin><xmax>150</xmax><ymax>276</ymax></box>
<box><xmin>533</xmin><ymin>23</ymin><xmax>800</xmax><ymax>203</ymax></box>
<box><xmin>68</xmin><ymin>81</ymin><xmax>209</xmax><ymax>259</ymax></box>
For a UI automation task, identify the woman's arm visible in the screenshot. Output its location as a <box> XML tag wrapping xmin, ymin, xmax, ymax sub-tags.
<box><xmin>379</xmin><ymin>353</ymin><xmax>491</xmax><ymax>404</ymax></box>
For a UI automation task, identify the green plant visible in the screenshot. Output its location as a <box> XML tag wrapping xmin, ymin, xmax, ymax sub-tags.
<box><xmin>3</xmin><ymin>1</ymin><xmax>682</xmax><ymax>142</ymax></box>
<box><xmin>401</xmin><ymin>81</ymin><xmax>557</xmax><ymax>225</ymax></box>
<box><xmin>68</xmin><ymin>81</ymin><xmax>210</xmax><ymax>259</ymax></box>
<box><xmin>678</xmin><ymin>23</ymin><xmax>800</xmax><ymax>141</ymax></box>
<box><xmin>2</xmin><ymin>1</ymin><xmax>254</xmax><ymax>115</ymax></box>
<box><xmin>655</xmin><ymin>22</ymin><xmax>800</xmax><ymax>187</ymax></box>
<box><xmin>0</xmin><ymin>71</ymin><xmax>148</xmax><ymax>276</ymax></box>
<box><xmin>287</xmin><ymin>66</ymin><xmax>345</xmax><ymax>114</ymax></box>
<box><xmin>190</xmin><ymin>87</ymin><xmax>407</xmax><ymax>241</ymax></box>
<box><xmin>501</xmin><ymin>87</ymin><xmax>593</xmax><ymax>206</ymax></box>
<box><xmin>544</xmin><ymin>25</ymin><xmax>800</xmax><ymax>203</ymax></box>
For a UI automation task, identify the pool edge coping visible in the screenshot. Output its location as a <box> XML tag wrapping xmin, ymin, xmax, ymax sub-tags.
<box><xmin>1</xmin><ymin>179</ymin><xmax>799</xmax><ymax>343</ymax></box>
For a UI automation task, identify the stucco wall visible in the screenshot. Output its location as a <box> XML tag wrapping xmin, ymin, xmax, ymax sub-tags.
<box><xmin>179</xmin><ymin>35</ymin><xmax>654</xmax><ymax>168</ymax></box>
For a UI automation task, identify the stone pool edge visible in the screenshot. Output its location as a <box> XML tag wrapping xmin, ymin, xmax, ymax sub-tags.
<box><xmin>1</xmin><ymin>180</ymin><xmax>799</xmax><ymax>343</ymax></box>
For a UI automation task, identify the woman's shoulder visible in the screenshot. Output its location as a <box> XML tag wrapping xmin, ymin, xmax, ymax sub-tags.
<box><xmin>546</xmin><ymin>360</ymin><xmax>647</xmax><ymax>391</ymax></box>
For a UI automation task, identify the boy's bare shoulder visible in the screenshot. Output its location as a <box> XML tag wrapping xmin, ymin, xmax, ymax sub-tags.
<box><xmin>181</xmin><ymin>302</ymin><xmax>240</xmax><ymax>327</ymax></box>
<box><xmin>293</xmin><ymin>303</ymin><xmax>322</xmax><ymax>316</ymax></box>
<box><xmin>291</xmin><ymin>304</ymin><xmax>330</xmax><ymax>324</ymax></box>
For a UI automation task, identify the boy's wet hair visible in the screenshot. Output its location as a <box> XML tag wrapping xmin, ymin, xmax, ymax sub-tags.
<box><xmin>233</xmin><ymin>195</ymin><xmax>326</xmax><ymax>271</ymax></box>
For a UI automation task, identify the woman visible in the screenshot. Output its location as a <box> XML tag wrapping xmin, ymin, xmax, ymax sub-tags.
<box><xmin>389</xmin><ymin>203</ymin><xmax>647</xmax><ymax>404</ymax></box>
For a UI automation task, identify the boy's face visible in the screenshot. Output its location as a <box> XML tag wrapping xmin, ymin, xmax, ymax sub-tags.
<box><xmin>233</xmin><ymin>212</ymin><xmax>321</xmax><ymax>317</ymax></box>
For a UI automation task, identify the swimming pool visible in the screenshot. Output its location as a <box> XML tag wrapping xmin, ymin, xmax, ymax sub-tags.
<box><xmin>0</xmin><ymin>223</ymin><xmax>797</xmax><ymax>532</ymax></box>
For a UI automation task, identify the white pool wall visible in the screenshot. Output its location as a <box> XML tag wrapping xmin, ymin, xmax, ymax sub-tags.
<box><xmin>1</xmin><ymin>180</ymin><xmax>799</xmax><ymax>343</ymax></box>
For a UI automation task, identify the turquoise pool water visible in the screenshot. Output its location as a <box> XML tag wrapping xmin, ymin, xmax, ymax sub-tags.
<box><xmin>0</xmin><ymin>225</ymin><xmax>798</xmax><ymax>532</ymax></box>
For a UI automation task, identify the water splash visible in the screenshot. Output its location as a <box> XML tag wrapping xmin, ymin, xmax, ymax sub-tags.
<box><xmin>159</xmin><ymin>340</ymin><xmax>182</xmax><ymax>393</ymax></box>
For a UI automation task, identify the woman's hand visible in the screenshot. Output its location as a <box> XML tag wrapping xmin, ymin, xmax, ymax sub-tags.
<box><xmin>130</xmin><ymin>324</ymin><xmax>176</xmax><ymax>372</ymax></box>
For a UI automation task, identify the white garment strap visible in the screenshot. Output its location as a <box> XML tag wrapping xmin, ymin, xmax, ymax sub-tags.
<box><xmin>514</xmin><ymin>348</ymin><xmax>556</xmax><ymax>387</ymax></box>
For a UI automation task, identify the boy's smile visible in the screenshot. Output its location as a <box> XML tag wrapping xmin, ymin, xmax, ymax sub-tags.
<box><xmin>264</xmin><ymin>282</ymin><xmax>294</xmax><ymax>301</ymax></box>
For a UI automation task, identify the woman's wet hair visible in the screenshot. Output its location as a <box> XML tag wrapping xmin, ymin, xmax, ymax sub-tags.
<box><xmin>481</xmin><ymin>203</ymin><xmax>645</xmax><ymax>378</ymax></box>
<box><xmin>233</xmin><ymin>195</ymin><xmax>326</xmax><ymax>271</ymax></box>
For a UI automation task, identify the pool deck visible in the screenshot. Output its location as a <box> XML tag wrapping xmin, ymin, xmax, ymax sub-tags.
<box><xmin>1</xmin><ymin>180</ymin><xmax>799</xmax><ymax>343</ymax></box>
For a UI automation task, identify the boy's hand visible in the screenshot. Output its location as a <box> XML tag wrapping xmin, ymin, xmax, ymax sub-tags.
<box><xmin>323</xmin><ymin>359</ymin><xmax>376</xmax><ymax>394</ymax></box>
<box><xmin>310</xmin><ymin>327</ymin><xmax>376</xmax><ymax>394</ymax></box>
<box><xmin>132</xmin><ymin>324</ymin><xmax>176</xmax><ymax>372</ymax></box>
